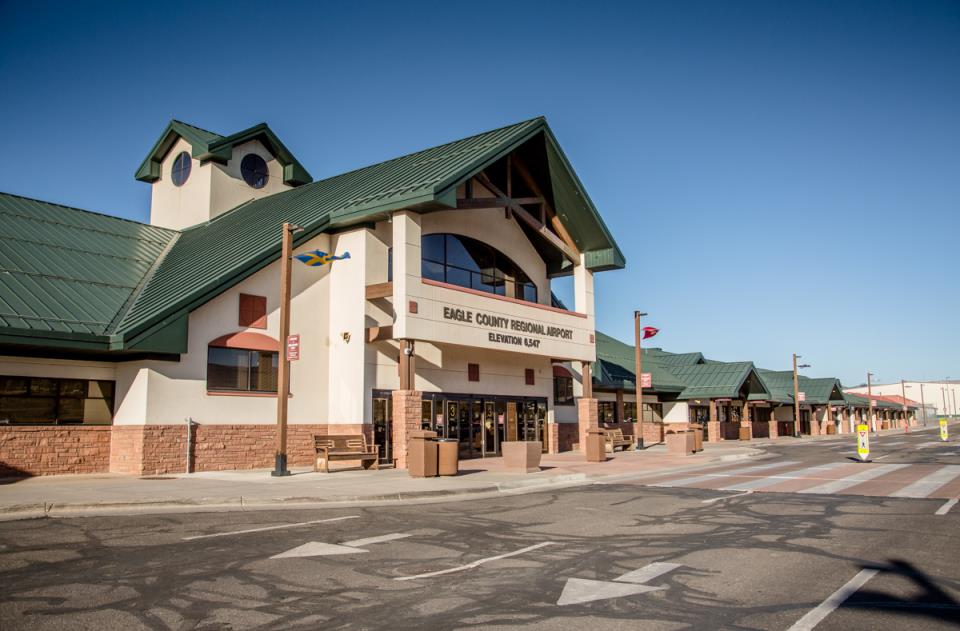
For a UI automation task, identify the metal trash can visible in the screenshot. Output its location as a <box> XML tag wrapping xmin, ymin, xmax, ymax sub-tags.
<box><xmin>407</xmin><ymin>430</ymin><xmax>438</xmax><ymax>478</ymax></box>
<box><xmin>693</xmin><ymin>426</ymin><xmax>704</xmax><ymax>452</ymax></box>
<box><xmin>585</xmin><ymin>429</ymin><xmax>606</xmax><ymax>462</ymax></box>
<box><xmin>437</xmin><ymin>439</ymin><xmax>459</xmax><ymax>476</ymax></box>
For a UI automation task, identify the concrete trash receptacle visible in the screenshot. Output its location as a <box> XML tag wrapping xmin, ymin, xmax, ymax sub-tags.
<box><xmin>408</xmin><ymin>430</ymin><xmax>438</xmax><ymax>478</ymax></box>
<box><xmin>693</xmin><ymin>426</ymin><xmax>704</xmax><ymax>451</ymax></box>
<box><xmin>585</xmin><ymin>429</ymin><xmax>606</xmax><ymax>462</ymax></box>
<box><xmin>437</xmin><ymin>439</ymin><xmax>459</xmax><ymax>476</ymax></box>
<box><xmin>667</xmin><ymin>431</ymin><xmax>695</xmax><ymax>456</ymax></box>
<box><xmin>502</xmin><ymin>441</ymin><xmax>543</xmax><ymax>472</ymax></box>
<box><xmin>739</xmin><ymin>427</ymin><xmax>751</xmax><ymax>441</ymax></box>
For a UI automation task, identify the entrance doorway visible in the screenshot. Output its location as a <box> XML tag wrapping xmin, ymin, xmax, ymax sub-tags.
<box><xmin>373</xmin><ymin>391</ymin><xmax>548</xmax><ymax>461</ymax></box>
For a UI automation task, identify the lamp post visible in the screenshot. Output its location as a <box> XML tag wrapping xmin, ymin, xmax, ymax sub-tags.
<box><xmin>942</xmin><ymin>380</ymin><xmax>949</xmax><ymax>417</ymax></box>
<box><xmin>792</xmin><ymin>354</ymin><xmax>810</xmax><ymax>437</ymax></box>
<box><xmin>867</xmin><ymin>372</ymin><xmax>877</xmax><ymax>434</ymax></box>
<box><xmin>919</xmin><ymin>382</ymin><xmax>927</xmax><ymax>426</ymax></box>
<box><xmin>901</xmin><ymin>380</ymin><xmax>910</xmax><ymax>432</ymax></box>
<box><xmin>634</xmin><ymin>311</ymin><xmax>648</xmax><ymax>449</ymax></box>
<box><xmin>273</xmin><ymin>222</ymin><xmax>304</xmax><ymax>477</ymax></box>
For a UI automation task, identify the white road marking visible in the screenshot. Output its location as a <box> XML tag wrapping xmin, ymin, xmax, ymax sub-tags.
<box><xmin>935</xmin><ymin>498</ymin><xmax>958</xmax><ymax>515</ymax></box>
<box><xmin>701</xmin><ymin>490</ymin><xmax>753</xmax><ymax>504</ymax></box>
<box><xmin>616</xmin><ymin>562</ymin><xmax>683</xmax><ymax>584</ymax></box>
<box><xmin>787</xmin><ymin>569</ymin><xmax>879</xmax><ymax>631</ymax></box>
<box><xmin>890</xmin><ymin>465</ymin><xmax>960</xmax><ymax>498</ymax></box>
<box><xmin>916</xmin><ymin>441</ymin><xmax>943</xmax><ymax>449</ymax></box>
<box><xmin>271</xmin><ymin>542</ymin><xmax>366</xmax><ymax>558</ymax></box>
<box><xmin>557</xmin><ymin>578</ymin><xmax>662</xmax><ymax>605</ymax></box>
<box><xmin>557</xmin><ymin>562</ymin><xmax>682</xmax><ymax>606</ymax></box>
<box><xmin>393</xmin><ymin>542</ymin><xmax>556</xmax><ymax>581</ymax></box>
<box><xmin>342</xmin><ymin>532</ymin><xmax>411</xmax><ymax>547</ymax></box>
<box><xmin>799</xmin><ymin>464</ymin><xmax>908</xmax><ymax>495</ymax></box>
<box><xmin>182</xmin><ymin>515</ymin><xmax>358</xmax><ymax>541</ymax></box>
<box><xmin>719</xmin><ymin>462</ymin><xmax>846</xmax><ymax>492</ymax></box>
<box><xmin>650</xmin><ymin>461</ymin><xmax>800</xmax><ymax>488</ymax></box>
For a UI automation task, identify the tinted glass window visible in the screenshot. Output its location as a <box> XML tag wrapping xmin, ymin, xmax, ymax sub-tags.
<box><xmin>171</xmin><ymin>151</ymin><xmax>191</xmax><ymax>186</ymax></box>
<box><xmin>420</xmin><ymin>233</ymin><xmax>538</xmax><ymax>303</ymax></box>
<box><xmin>0</xmin><ymin>376</ymin><xmax>115</xmax><ymax>424</ymax></box>
<box><xmin>207</xmin><ymin>347</ymin><xmax>278</xmax><ymax>393</ymax></box>
<box><xmin>241</xmin><ymin>154</ymin><xmax>269</xmax><ymax>189</ymax></box>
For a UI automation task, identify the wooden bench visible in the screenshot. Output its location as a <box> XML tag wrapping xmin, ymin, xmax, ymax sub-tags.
<box><xmin>604</xmin><ymin>428</ymin><xmax>635</xmax><ymax>452</ymax></box>
<box><xmin>314</xmin><ymin>435</ymin><xmax>379</xmax><ymax>473</ymax></box>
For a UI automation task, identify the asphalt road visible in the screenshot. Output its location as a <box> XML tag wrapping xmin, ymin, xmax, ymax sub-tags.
<box><xmin>1</xmin><ymin>430</ymin><xmax>958</xmax><ymax>630</ymax></box>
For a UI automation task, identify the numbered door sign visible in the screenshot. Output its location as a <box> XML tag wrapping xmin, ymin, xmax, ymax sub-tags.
<box><xmin>856</xmin><ymin>424</ymin><xmax>870</xmax><ymax>461</ymax></box>
<box><xmin>941</xmin><ymin>418</ymin><xmax>949</xmax><ymax>442</ymax></box>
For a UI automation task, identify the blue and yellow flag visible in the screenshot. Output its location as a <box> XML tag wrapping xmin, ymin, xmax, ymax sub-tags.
<box><xmin>294</xmin><ymin>250</ymin><xmax>351</xmax><ymax>267</ymax></box>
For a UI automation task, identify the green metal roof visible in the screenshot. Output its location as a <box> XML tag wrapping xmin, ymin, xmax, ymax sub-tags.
<box><xmin>642</xmin><ymin>350</ymin><xmax>705</xmax><ymax>367</ymax></box>
<box><xmin>0</xmin><ymin>192</ymin><xmax>177</xmax><ymax>348</ymax></box>
<box><xmin>1</xmin><ymin>117</ymin><xmax>626</xmax><ymax>356</ymax></box>
<box><xmin>757</xmin><ymin>369</ymin><xmax>849</xmax><ymax>405</ymax></box>
<box><xmin>671</xmin><ymin>361</ymin><xmax>771</xmax><ymax>400</ymax></box>
<box><xmin>135</xmin><ymin>120</ymin><xmax>313</xmax><ymax>186</ymax></box>
<box><xmin>593</xmin><ymin>332</ymin><xmax>687</xmax><ymax>393</ymax></box>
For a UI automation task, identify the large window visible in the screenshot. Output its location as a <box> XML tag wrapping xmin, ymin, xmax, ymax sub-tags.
<box><xmin>554</xmin><ymin>375</ymin><xmax>574</xmax><ymax>406</ymax></box>
<box><xmin>207</xmin><ymin>347</ymin><xmax>279</xmax><ymax>393</ymax></box>
<box><xmin>422</xmin><ymin>233</ymin><xmax>538</xmax><ymax>303</ymax></box>
<box><xmin>0</xmin><ymin>376</ymin><xmax>114</xmax><ymax>424</ymax></box>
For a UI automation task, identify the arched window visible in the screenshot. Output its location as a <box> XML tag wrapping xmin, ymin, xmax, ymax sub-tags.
<box><xmin>421</xmin><ymin>233</ymin><xmax>538</xmax><ymax>303</ymax></box>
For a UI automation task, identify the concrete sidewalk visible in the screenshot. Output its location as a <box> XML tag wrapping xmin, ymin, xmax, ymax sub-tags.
<box><xmin>0</xmin><ymin>441</ymin><xmax>766</xmax><ymax>521</ymax></box>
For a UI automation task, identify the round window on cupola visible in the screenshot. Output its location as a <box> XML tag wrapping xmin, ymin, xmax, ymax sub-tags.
<box><xmin>171</xmin><ymin>151</ymin><xmax>191</xmax><ymax>187</ymax></box>
<box><xmin>241</xmin><ymin>154</ymin><xmax>269</xmax><ymax>189</ymax></box>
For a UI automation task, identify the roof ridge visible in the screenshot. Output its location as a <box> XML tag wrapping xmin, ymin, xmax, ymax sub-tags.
<box><xmin>171</xmin><ymin>119</ymin><xmax>222</xmax><ymax>138</ymax></box>
<box><xmin>299</xmin><ymin>116</ymin><xmax>545</xmax><ymax>190</ymax></box>
<box><xmin>0</xmin><ymin>190</ymin><xmax>178</xmax><ymax>234</ymax></box>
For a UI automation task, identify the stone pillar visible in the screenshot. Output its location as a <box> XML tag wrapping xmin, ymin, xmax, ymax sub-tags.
<box><xmin>826</xmin><ymin>405</ymin><xmax>834</xmax><ymax>434</ymax></box>
<box><xmin>578</xmin><ymin>398</ymin><xmax>599</xmax><ymax>452</ymax></box>
<box><xmin>809</xmin><ymin>407</ymin><xmax>820</xmax><ymax>436</ymax></box>
<box><xmin>740</xmin><ymin>402</ymin><xmax>752</xmax><ymax>440</ymax></box>
<box><xmin>391</xmin><ymin>390</ymin><xmax>422</xmax><ymax>470</ymax></box>
<box><xmin>768</xmin><ymin>419</ymin><xmax>779</xmax><ymax>439</ymax></box>
<box><xmin>707</xmin><ymin>400</ymin><xmax>720</xmax><ymax>442</ymax></box>
<box><xmin>547</xmin><ymin>422</ymin><xmax>560</xmax><ymax>455</ymax></box>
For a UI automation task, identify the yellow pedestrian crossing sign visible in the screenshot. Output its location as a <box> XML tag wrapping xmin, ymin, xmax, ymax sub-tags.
<box><xmin>941</xmin><ymin>418</ymin><xmax>949</xmax><ymax>442</ymax></box>
<box><xmin>856</xmin><ymin>424</ymin><xmax>870</xmax><ymax>461</ymax></box>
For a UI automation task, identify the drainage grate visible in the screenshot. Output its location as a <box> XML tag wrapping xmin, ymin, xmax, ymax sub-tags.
<box><xmin>139</xmin><ymin>476</ymin><xmax>178</xmax><ymax>480</ymax></box>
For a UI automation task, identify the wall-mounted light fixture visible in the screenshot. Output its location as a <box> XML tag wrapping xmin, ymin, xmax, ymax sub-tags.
<box><xmin>342</xmin><ymin>332</ymin><xmax>351</xmax><ymax>343</ymax></box>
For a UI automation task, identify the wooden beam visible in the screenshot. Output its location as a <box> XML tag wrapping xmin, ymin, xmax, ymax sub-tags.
<box><xmin>474</xmin><ymin>172</ymin><xmax>579</xmax><ymax>264</ymax></box>
<box><xmin>456</xmin><ymin>197</ymin><xmax>542</xmax><ymax>209</ymax></box>
<box><xmin>366</xmin><ymin>325</ymin><xmax>394</xmax><ymax>343</ymax></box>
<box><xmin>399</xmin><ymin>339</ymin><xmax>415</xmax><ymax>390</ymax></box>
<box><xmin>365</xmin><ymin>281</ymin><xmax>393</xmax><ymax>300</ymax></box>
<box><xmin>511</xmin><ymin>155</ymin><xmax>581</xmax><ymax>259</ymax></box>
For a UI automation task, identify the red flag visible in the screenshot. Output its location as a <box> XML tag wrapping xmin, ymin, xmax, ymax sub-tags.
<box><xmin>642</xmin><ymin>326</ymin><xmax>659</xmax><ymax>340</ymax></box>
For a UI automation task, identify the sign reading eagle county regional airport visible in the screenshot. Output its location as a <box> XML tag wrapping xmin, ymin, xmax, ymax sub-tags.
<box><xmin>442</xmin><ymin>307</ymin><xmax>574</xmax><ymax>349</ymax></box>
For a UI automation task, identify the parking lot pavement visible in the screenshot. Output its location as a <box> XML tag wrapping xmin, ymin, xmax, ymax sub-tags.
<box><xmin>1</xmin><ymin>463</ymin><xmax>958</xmax><ymax>630</ymax></box>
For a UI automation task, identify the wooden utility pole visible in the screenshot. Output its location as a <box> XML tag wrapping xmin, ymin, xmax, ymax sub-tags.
<box><xmin>634</xmin><ymin>311</ymin><xmax>647</xmax><ymax>448</ymax></box>
<box><xmin>901</xmin><ymin>379</ymin><xmax>909</xmax><ymax>432</ymax></box>
<box><xmin>792</xmin><ymin>354</ymin><xmax>801</xmax><ymax>437</ymax></box>
<box><xmin>867</xmin><ymin>372</ymin><xmax>876</xmax><ymax>434</ymax></box>
<box><xmin>273</xmin><ymin>222</ymin><xmax>297</xmax><ymax>477</ymax></box>
<box><xmin>919</xmin><ymin>383</ymin><xmax>927</xmax><ymax>426</ymax></box>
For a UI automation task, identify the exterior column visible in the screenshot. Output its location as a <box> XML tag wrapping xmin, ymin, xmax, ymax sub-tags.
<box><xmin>740</xmin><ymin>401</ymin><xmax>752</xmax><ymax>440</ymax></box>
<box><xmin>391</xmin><ymin>390</ymin><xmax>422</xmax><ymax>470</ymax></box>
<box><xmin>825</xmin><ymin>405</ymin><xmax>834</xmax><ymax>434</ymax></box>
<box><xmin>768</xmin><ymin>412</ymin><xmax>779</xmax><ymax>440</ymax></box>
<box><xmin>578</xmin><ymin>361</ymin><xmax>598</xmax><ymax>450</ymax></box>
<box><xmin>547</xmin><ymin>422</ymin><xmax>560</xmax><ymax>454</ymax></box>
<box><xmin>707</xmin><ymin>400</ymin><xmax>720</xmax><ymax>442</ymax></box>
<box><xmin>809</xmin><ymin>407</ymin><xmax>820</xmax><ymax>436</ymax></box>
<box><xmin>615</xmin><ymin>389</ymin><xmax>625</xmax><ymax>425</ymax></box>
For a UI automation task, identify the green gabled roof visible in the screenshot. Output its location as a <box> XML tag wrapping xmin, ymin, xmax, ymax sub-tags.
<box><xmin>135</xmin><ymin>120</ymin><xmax>313</xmax><ymax>186</ymax></box>
<box><xmin>593</xmin><ymin>332</ymin><xmax>687</xmax><ymax>393</ymax></box>
<box><xmin>670</xmin><ymin>361</ymin><xmax>770</xmax><ymax>400</ymax></box>
<box><xmin>1</xmin><ymin>117</ymin><xmax>625</xmax><ymax>355</ymax></box>
<box><xmin>0</xmin><ymin>192</ymin><xmax>177</xmax><ymax>348</ymax></box>
<box><xmin>644</xmin><ymin>350</ymin><xmax>705</xmax><ymax>367</ymax></box>
<box><xmin>755</xmin><ymin>369</ymin><xmax>798</xmax><ymax>404</ymax></box>
<box><xmin>757</xmin><ymin>369</ymin><xmax>848</xmax><ymax>405</ymax></box>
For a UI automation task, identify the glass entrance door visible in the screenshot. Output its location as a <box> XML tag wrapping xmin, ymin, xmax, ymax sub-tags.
<box><xmin>372</xmin><ymin>396</ymin><xmax>392</xmax><ymax>465</ymax></box>
<box><xmin>483</xmin><ymin>401</ymin><xmax>497</xmax><ymax>456</ymax></box>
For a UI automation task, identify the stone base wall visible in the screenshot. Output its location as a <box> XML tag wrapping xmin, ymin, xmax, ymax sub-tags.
<box><xmin>110</xmin><ymin>423</ymin><xmax>373</xmax><ymax>476</ymax></box>
<box><xmin>556</xmin><ymin>422</ymin><xmax>579</xmax><ymax>452</ymax></box>
<box><xmin>0</xmin><ymin>425</ymin><xmax>112</xmax><ymax>477</ymax></box>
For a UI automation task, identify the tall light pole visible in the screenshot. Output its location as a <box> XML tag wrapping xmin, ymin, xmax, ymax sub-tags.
<box><xmin>942</xmin><ymin>380</ymin><xmax>949</xmax><ymax>417</ymax></box>
<box><xmin>634</xmin><ymin>311</ymin><xmax>648</xmax><ymax>449</ymax></box>
<box><xmin>792</xmin><ymin>354</ymin><xmax>810</xmax><ymax>437</ymax></box>
<box><xmin>867</xmin><ymin>372</ymin><xmax>876</xmax><ymax>434</ymax></box>
<box><xmin>273</xmin><ymin>222</ymin><xmax>303</xmax><ymax>477</ymax></box>
<box><xmin>919</xmin><ymin>382</ymin><xmax>927</xmax><ymax>426</ymax></box>
<box><xmin>901</xmin><ymin>380</ymin><xmax>910</xmax><ymax>432</ymax></box>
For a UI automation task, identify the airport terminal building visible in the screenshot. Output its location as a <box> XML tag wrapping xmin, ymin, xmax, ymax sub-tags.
<box><xmin>0</xmin><ymin>118</ymin><xmax>625</xmax><ymax>475</ymax></box>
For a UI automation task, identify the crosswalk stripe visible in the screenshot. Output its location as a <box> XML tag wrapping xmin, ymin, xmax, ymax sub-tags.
<box><xmin>718</xmin><ymin>462</ymin><xmax>847</xmax><ymax>492</ymax></box>
<box><xmin>798</xmin><ymin>464</ymin><xmax>909</xmax><ymax>495</ymax></box>
<box><xmin>649</xmin><ymin>461</ymin><xmax>800</xmax><ymax>488</ymax></box>
<box><xmin>889</xmin><ymin>465</ymin><xmax>960</xmax><ymax>498</ymax></box>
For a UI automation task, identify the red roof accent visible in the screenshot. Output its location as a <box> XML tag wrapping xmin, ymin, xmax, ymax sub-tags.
<box><xmin>209</xmin><ymin>331</ymin><xmax>279</xmax><ymax>352</ymax></box>
<box><xmin>553</xmin><ymin>365</ymin><xmax>573</xmax><ymax>378</ymax></box>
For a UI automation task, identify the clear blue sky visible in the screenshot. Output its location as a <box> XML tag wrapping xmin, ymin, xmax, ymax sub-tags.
<box><xmin>1</xmin><ymin>1</ymin><xmax>957</xmax><ymax>387</ymax></box>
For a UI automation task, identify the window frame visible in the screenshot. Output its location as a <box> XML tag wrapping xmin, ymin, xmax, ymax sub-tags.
<box><xmin>0</xmin><ymin>375</ymin><xmax>115</xmax><ymax>425</ymax></box>
<box><xmin>421</xmin><ymin>233</ymin><xmax>538</xmax><ymax>304</ymax></box>
<box><xmin>240</xmin><ymin>154</ymin><xmax>269</xmax><ymax>189</ymax></box>
<box><xmin>171</xmin><ymin>151</ymin><xmax>191</xmax><ymax>187</ymax></box>
<box><xmin>206</xmin><ymin>346</ymin><xmax>279</xmax><ymax>394</ymax></box>
<box><xmin>553</xmin><ymin>375</ymin><xmax>574</xmax><ymax>406</ymax></box>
